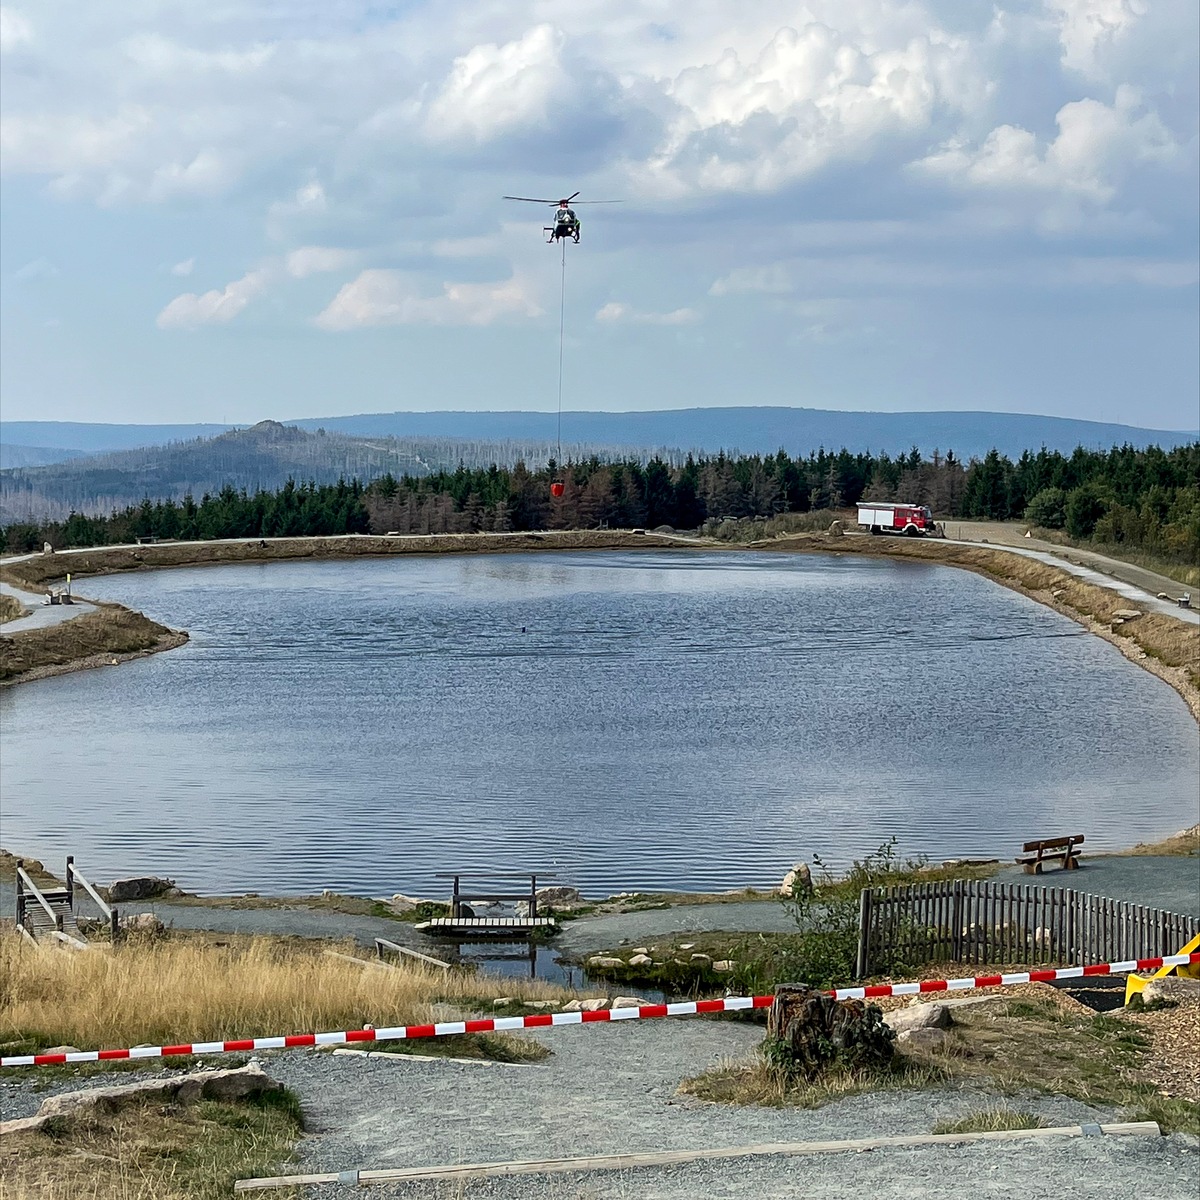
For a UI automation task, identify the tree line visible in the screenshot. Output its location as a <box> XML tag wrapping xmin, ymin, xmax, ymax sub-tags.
<box><xmin>2</xmin><ymin>443</ymin><xmax>1196</xmax><ymax>566</ymax></box>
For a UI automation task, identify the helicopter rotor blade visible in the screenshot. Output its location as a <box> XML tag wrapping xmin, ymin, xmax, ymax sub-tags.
<box><xmin>572</xmin><ymin>199</ymin><xmax>624</xmax><ymax>205</ymax></box>
<box><xmin>566</xmin><ymin>191</ymin><xmax>581</xmax><ymax>202</ymax></box>
<box><xmin>503</xmin><ymin>195</ymin><xmax>558</xmax><ymax>204</ymax></box>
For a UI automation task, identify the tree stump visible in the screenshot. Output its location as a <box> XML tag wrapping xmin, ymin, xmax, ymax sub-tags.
<box><xmin>764</xmin><ymin>984</ymin><xmax>895</xmax><ymax>1079</ymax></box>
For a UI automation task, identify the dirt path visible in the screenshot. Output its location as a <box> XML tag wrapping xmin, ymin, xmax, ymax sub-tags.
<box><xmin>946</xmin><ymin>521</ymin><xmax>1192</xmax><ymax>610</ymax></box>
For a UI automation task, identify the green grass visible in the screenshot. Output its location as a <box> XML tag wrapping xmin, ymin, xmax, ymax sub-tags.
<box><xmin>933</xmin><ymin>1107</ymin><xmax>1044</xmax><ymax>1135</ymax></box>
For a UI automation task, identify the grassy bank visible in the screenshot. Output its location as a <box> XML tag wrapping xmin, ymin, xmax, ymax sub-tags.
<box><xmin>0</xmin><ymin>602</ymin><xmax>187</xmax><ymax>686</ymax></box>
<box><xmin>0</xmin><ymin>1091</ymin><xmax>303</xmax><ymax>1200</ymax></box>
<box><xmin>0</xmin><ymin>529</ymin><xmax>680</xmax><ymax>590</ymax></box>
<box><xmin>0</xmin><ymin>931</ymin><xmax>570</xmax><ymax>1057</ymax></box>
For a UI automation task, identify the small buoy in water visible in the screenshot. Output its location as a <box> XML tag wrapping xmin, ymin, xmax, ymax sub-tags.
<box><xmin>550</xmin><ymin>482</ymin><xmax>565</xmax><ymax>498</ymax></box>
<box><xmin>521</xmin><ymin>627</ymin><xmax>526</xmax><ymax>634</ymax></box>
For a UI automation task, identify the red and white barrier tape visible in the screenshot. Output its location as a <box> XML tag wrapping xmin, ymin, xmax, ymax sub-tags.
<box><xmin>3</xmin><ymin>953</ymin><xmax>1195</xmax><ymax>1069</ymax></box>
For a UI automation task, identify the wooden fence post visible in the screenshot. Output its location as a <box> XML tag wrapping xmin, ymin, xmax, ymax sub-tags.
<box><xmin>855</xmin><ymin>889</ymin><xmax>873</xmax><ymax>980</ymax></box>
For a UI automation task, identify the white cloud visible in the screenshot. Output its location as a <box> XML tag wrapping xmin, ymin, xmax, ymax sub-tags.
<box><xmin>156</xmin><ymin>268</ymin><xmax>270</xmax><ymax>330</ymax></box>
<box><xmin>1046</xmin><ymin>0</ymin><xmax>1146</xmax><ymax>79</ymax></box>
<box><xmin>285</xmin><ymin>245</ymin><xmax>356</xmax><ymax>278</ymax></box>
<box><xmin>915</xmin><ymin>85</ymin><xmax>1180</xmax><ymax>222</ymax></box>
<box><xmin>0</xmin><ymin>6</ymin><xmax>32</xmax><ymax>52</ymax></box>
<box><xmin>424</xmin><ymin>24</ymin><xmax>569</xmax><ymax>142</ymax></box>
<box><xmin>170</xmin><ymin>257</ymin><xmax>195</xmax><ymax>277</ymax></box>
<box><xmin>596</xmin><ymin>302</ymin><xmax>701</xmax><ymax>325</ymax></box>
<box><xmin>314</xmin><ymin>269</ymin><xmax>542</xmax><ymax>329</ymax></box>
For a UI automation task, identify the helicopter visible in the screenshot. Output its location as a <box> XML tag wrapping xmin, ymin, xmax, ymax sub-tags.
<box><xmin>503</xmin><ymin>190</ymin><xmax>623</xmax><ymax>244</ymax></box>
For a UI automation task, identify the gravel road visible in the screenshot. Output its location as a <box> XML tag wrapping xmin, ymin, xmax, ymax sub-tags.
<box><xmin>246</xmin><ymin>1022</ymin><xmax>1197</xmax><ymax>1197</ymax></box>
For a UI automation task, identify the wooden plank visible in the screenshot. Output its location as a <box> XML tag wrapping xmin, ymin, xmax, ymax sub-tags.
<box><xmin>234</xmin><ymin>1124</ymin><xmax>1162</xmax><ymax>1191</ymax></box>
<box><xmin>375</xmin><ymin>938</ymin><xmax>452</xmax><ymax>969</ymax></box>
<box><xmin>324</xmin><ymin>950</ymin><xmax>395</xmax><ymax>971</ymax></box>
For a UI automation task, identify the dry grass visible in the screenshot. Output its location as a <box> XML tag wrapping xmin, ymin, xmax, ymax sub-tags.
<box><xmin>683</xmin><ymin>989</ymin><xmax>1199</xmax><ymax>1134</ymax></box>
<box><xmin>680</xmin><ymin>1053</ymin><xmax>944</xmax><ymax>1108</ymax></box>
<box><xmin>1116</xmin><ymin>823</ymin><xmax>1200</xmax><ymax>857</ymax></box>
<box><xmin>0</xmin><ymin>1092</ymin><xmax>303</xmax><ymax>1200</ymax></box>
<box><xmin>0</xmin><ymin>931</ymin><xmax>571</xmax><ymax>1056</ymax></box>
<box><xmin>0</xmin><ymin>595</ymin><xmax>25</xmax><ymax>623</ymax></box>
<box><xmin>0</xmin><ymin>603</ymin><xmax>186</xmax><ymax>685</ymax></box>
<box><xmin>932</xmin><ymin>1106</ymin><xmax>1044</xmax><ymax>1135</ymax></box>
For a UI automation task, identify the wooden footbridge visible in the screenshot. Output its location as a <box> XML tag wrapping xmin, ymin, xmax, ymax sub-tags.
<box><xmin>14</xmin><ymin>856</ymin><xmax>119</xmax><ymax>947</ymax></box>
<box><xmin>415</xmin><ymin>872</ymin><xmax>559</xmax><ymax>937</ymax></box>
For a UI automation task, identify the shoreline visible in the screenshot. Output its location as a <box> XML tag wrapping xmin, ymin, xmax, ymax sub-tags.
<box><xmin>1</xmin><ymin>529</ymin><xmax>1195</xmax><ymax>721</ymax></box>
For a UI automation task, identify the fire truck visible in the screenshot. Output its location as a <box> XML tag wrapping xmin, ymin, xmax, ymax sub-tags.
<box><xmin>856</xmin><ymin>501</ymin><xmax>938</xmax><ymax>537</ymax></box>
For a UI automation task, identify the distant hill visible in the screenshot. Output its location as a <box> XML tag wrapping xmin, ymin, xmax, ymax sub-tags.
<box><xmin>0</xmin><ymin>421</ymin><xmax>662</xmax><ymax>522</ymax></box>
<box><xmin>0</xmin><ymin>443</ymin><xmax>88</xmax><ymax>470</ymax></box>
<box><xmin>3</xmin><ymin>407</ymin><xmax>1193</xmax><ymax>471</ymax></box>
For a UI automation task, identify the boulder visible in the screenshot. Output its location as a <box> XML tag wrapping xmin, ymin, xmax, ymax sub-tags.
<box><xmin>389</xmin><ymin>893</ymin><xmax>428</xmax><ymax>913</ymax></box>
<box><xmin>779</xmin><ymin>863</ymin><xmax>813</xmax><ymax>897</ymax></box>
<box><xmin>579</xmin><ymin>998</ymin><xmax>608</xmax><ymax>1012</ymax></box>
<box><xmin>1112</xmin><ymin>609</ymin><xmax>1142</xmax><ymax>620</ymax></box>
<box><xmin>611</xmin><ymin>996</ymin><xmax>649</xmax><ymax>1009</ymax></box>
<box><xmin>492</xmin><ymin>997</ymin><xmax>515</xmax><ymax>1008</ymax></box>
<box><xmin>896</xmin><ymin>1027</ymin><xmax>951</xmax><ymax>1054</ymax></box>
<box><xmin>712</xmin><ymin>960</ymin><xmax>734</xmax><ymax>973</ymax></box>
<box><xmin>120</xmin><ymin>912</ymin><xmax>165</xmax><ymax>935</ymax></box>
<box><xmin>586</xmin><ymin>956</ymin><xmax>624</xmax><ymax>970</ymax></box>
<box><xmin>107</xmin><ymin>876</ymin><xmax>176</xmax><ymax>903</ymax></box>
<box><xmin>689</xmin><ymin>953</ymin><xmax>713</xmax><ymax>963</ymax></box>
<box><xmin>535</xmin><ymin>885</ymin><xmax>584</xmax><ymax>907</ymax></box>
<box><xmin>884</xmin><ymin>1002</ymin><xmax>952</xmax><ymax>1034</ymax></box>
<box><xmin>827</xmin><ymin>520</ymin><xmax>845</xmax><ymax>536</ymax></box>
<box><xmin>0</xmin><ymin>1064</ymin><xmax>280</xmax><ymax>1137</ymax></box>
<box><xmin>628</xmin><ymin>954</ymin><xmax>652</xmax><ymax>967</ymax></box>
<box><xmin>1143</xmin><ymin>976</ymin><xmax>1200</xmax><ymax>1005</ymax></box>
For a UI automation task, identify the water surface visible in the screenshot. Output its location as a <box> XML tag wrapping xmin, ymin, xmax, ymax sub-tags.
<box><xmin>2</xmin><ymin>551</ymin><xmax>1195</xmax><ymax>897</ymax></box>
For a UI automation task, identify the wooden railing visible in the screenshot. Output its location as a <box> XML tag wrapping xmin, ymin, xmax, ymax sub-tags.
<box><xmin>15</xmin><ymin>865</ymin><xmax>61</xmax><ymax>936</ymax></box>
<box><xmin>66</xmin><ymin>855</ymin><xmax>120</xmax><ymax>942</ymax></box>
<box><xmin>855</xmin><ymin>879</ymin><xmax>1199</xmax><ymax>979</ymax></box>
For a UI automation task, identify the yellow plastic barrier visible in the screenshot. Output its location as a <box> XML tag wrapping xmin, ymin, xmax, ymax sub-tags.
<box><xmin>1125</xmin><ymin>932</ymin><xmax>1200</xmax><ymax>1005</ymax></box>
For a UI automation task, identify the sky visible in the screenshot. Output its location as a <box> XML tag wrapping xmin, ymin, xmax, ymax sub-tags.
<box><xmin>1</xmin><ymin>1</ymin><xmax>1197</xmax><ymax>430</ymax></box>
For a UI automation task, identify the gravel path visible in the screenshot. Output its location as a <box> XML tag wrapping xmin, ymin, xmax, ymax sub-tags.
<box><xmin>0</xmin><ymin>579</ymin><xmax>95</xmax><ymax>632</ymax></box>
<box><xmin>260</xmin><ymin>1021</ymin><xmax>1193</xmax><ymax>1197</ymax></box>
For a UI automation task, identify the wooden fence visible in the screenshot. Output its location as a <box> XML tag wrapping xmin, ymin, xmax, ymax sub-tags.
<box><xmin>854</xmin><ymin>880</ymin><xmax>1199</xmax><ymax>979</ymax></box>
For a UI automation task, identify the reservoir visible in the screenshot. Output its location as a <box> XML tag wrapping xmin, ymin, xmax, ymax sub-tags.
<box><xmin>2</xmin><ymin>550</ymin><xmax>1195</xmax><ymax>897</ymax></box>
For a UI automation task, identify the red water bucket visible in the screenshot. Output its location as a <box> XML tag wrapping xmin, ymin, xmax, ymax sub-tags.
<box><xmin>550</xmin><ymin>482</ymin><xmax>565</xmax><ymax>498</ymax></box>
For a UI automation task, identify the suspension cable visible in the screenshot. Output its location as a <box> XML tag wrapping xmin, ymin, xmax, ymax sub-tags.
<box><xmin>556</xmin><ymin>235</ymin><xmax>566</xmax><ymax>464</ymax></box>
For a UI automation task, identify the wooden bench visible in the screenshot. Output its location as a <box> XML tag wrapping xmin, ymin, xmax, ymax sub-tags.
<box><xmin>1016</xmin><ymin>835</ymin><xmax>1084</xmax><ymax>874</ymax></box>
